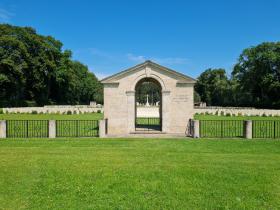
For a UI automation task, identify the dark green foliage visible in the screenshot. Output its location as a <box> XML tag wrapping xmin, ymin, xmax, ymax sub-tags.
<box><xmin>24</xmin><ymin>101</ymin><xmax>37</xmax><ymax>107</ymax></box>
<box><xmin>232</xmin><ymin>42</ymin><xmax>280</xmax><ymax>108</ymax></box>
<box><xmin>195</xmin><ymin>42</ymin><xmax>280</xmax><ymax>108</ymax></box>
<box><xmin>194</xmin><ymin>91</ymin><xmax>201</xmax><ymax>103</ymax></box>
<box><xmin>0</xmin><ymin>24</ymin><xmax>103</xmax><ymax>107</ymax></box>
<box><xmin>195</xmin><ymin>68</ymin><xmax>233</xmax><ymax>106</ymax></box>
<box><xmin>135</xmin><ymin>79</ymin><xmax>161</xmax><ymax>105</ymax></box>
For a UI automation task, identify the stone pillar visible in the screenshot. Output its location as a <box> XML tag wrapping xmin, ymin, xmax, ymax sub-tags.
<box><xmin>49</xmin><ymin>120</ymin><xmax>56</xmax><ymax>138</ymax></box>
<box><xmin>193</xmin><ymin>120</ymin><xmax>200</xmax><ymax>138</ymax></box>
<box><xmin>244</xmin><ymin>120</ymin><xmax>252</xmax><ymax>139</ymax></box>
<box><xmin>0</xmin><ymin>120</ymin><xmax>6</xmax><ymax>138</ymax></box>
<box><xmin>99</xmin><ymin>119</ymin><xmax>107</xmax><ymax>138</ymax></box>
<box><xmin>126</xmin><ymin>91</ymin><xmax>135</xmax><ymax>133</ymax></box>
<box><xmin>162</xmin><ymin>90</ymin><xmax>171</xmax><ymax>133</ymax></box>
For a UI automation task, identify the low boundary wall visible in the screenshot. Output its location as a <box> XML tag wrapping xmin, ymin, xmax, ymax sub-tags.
<box><xmin>2</xmin><ymin>106</ymin><xmax>103</xmax><ymax>114</ymax></box>
<box><xmin>137</xmin><ymin>107</ymin><xmax>159</xmax><ymax>117</ymax></box>
<box><xmin>194</xmin><ymin>107</ymin><xmax>280</xmax><ymax>117</ymax></box>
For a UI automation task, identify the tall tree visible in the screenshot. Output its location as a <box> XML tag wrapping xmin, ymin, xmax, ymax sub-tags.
<box><xmin>0</xmin><ymin>24</ymin><xmax>103</xmax><ymax>106</ymax></box>
<box><xmin>0</xmin><ymin>35</ymin><xmax>28</xmax><ymax>106</ymax></box>
<box><xmin>195</xmin><ymin>68</ymin><xmax>232</xmax><ymax>106</ymax></box>
<box><xmin>232</xmin><ymin>42</ymin><xmax>280</xmax><ymax>108</ymax></box>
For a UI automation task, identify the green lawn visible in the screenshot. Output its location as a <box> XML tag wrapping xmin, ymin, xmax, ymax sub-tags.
<box><xmin>0</xmin><ymin>113</ymin><xmax>103</xmax><ymax>120</ymax></box>
<box><xmin>0</xmin><ymin>139</ymin><xmax>279</xmax><ymax>209</ymax></box>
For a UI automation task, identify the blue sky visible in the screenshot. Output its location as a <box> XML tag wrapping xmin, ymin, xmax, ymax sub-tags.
<box><xmin>0</xmin><ymin>0</ymin><xmax>280</xmax><ymax>79</ymax></box>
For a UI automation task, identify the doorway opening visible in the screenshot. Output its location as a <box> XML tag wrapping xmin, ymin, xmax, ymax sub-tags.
<box><xmin>135</xmin><ymin>78</ymin><xmax>162</xmax><ymax>131</ymax></box>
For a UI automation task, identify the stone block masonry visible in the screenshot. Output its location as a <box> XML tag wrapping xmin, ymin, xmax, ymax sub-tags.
<box><xmin>244</xmin><ymin>120</ymin><xmax>252</xmax><ymax>139</ymax></box>
<box><xmin>49</xmin><ymin>120</ymin><xmax>56</xmax><ymax>138</ymax></box>
<box><xmin>195</xmin><ymin>107</ymin><xmax>280</xmax><ymax>117</ymax></box>
<box><xmin>3</xmin><ymin>106</ymin><xmax>103</xmax><ymax>114</ymax></box>
<box><xmin>0</xmin><ymin>120</ymin><xmax>6</xmax><ymax>138</ymax></box>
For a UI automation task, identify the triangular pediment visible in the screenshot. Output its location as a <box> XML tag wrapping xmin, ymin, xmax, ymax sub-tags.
<box><xmin>101</xmin><ymin>60</ymin><xmax>196</xmax><ymax>84</ymax></box>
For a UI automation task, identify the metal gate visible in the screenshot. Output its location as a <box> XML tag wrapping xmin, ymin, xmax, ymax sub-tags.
<box><xmin>135</xmin><ymin>117</ymin><xmax>161</xmax><ymax>131</ymax></box>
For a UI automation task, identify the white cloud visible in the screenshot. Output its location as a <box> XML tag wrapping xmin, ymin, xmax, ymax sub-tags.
<box><xmin>88</xmin><ymin>65</ymin><xmax>110</xmax><ymax>80</ymax></box>
<box><xmin>94</xmin><ymin>72</ymin><xmax>110</xmax><ymax>80</ymax></box>
<box><xmin>75</xmin><ymin>49</ymin><xmax>190</xmax><ymax>79</ymax></box>
<box><xmin>0</xmin><ymin>8</ymin><xmax>13</xmax><ymax>22</ymax></box>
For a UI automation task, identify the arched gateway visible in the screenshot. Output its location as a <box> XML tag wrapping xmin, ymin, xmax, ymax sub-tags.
<box><xmin>135</xmin><ymin>77</ymin><xmax>162</xmax><ymax>131</ymax></box>
<box><xmin>101</xmin><ymin>60</ymin><xmax>196</xmax><ymax>137</ymax></box>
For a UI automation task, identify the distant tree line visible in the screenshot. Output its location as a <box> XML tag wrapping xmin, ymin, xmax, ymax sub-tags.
<box><xmin>195</xmin><ymin>42</ymin><xmax>280</xmax><ymax>109</ymax></box>
<box><xmin>0</xmin><ymin>24</ymin><xmax>103</xmax><ymax>107</ymax></box>
<box><xmin>1</xmin><ymin>24</ymin><xmax>279</xmax><ymax>109</ymax></box>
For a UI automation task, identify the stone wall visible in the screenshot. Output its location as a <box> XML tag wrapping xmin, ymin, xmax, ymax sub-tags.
<box><xmin>3</xmin><ymin>105</ymin><xmax>103</xmax><ymax>114</ymax></box>
<box><xmin>4</xmin><ymin>105</ymin><xmax>279</xmax><ymax>117</ymax></box>
<box><xmin>137</xmin><ymin>106</ymin><xmax>159</xmax><ymax>117</ymax></box>
<box><xmin>194</xmin><ymin>107</ymin><xmax>280</xmax><ymax>116</ymax></box>
<box><xmin>103</xmin><ymin>64</ymin><xmax>195</xmax><ymax>136</ymax></box>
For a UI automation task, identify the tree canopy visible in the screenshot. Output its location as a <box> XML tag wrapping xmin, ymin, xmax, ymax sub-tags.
<box><xmin>135</xmin><ymin>79</ymin><xmax>161</xmax><ymax>105</ymax></box>
<box><xmin>232</xmin><ymin>42</ymin><xmax>280</xmax><ymax>108</ymax></box>
<box><xmin>195</xmin><ymin>42</ymin><xmax>280</xmax><ymax>108</ymax></box>
<box><xmin>195</xmin><ymin>68</ymin><xmax>232</xmax><ymax>106</ymax></box>
<box><xmin>0</xmin><ymin>24</ymin><xmax>103</xmax><ymax>107</ymax></box>
<box><xmin>1</xmin><ymin>24</ymin><xmax>279</xmax><ymax>109</ymax></box>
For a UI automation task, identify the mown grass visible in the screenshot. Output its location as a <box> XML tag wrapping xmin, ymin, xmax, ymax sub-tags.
<box><xmin>0</xmin><ymin>139</ymin><xmax>279</xmax><ymax>209</ymax></box>
<box><xmin>0</xmin><ymin>113</ymin><xmax>103</xmax><ymax>120</ymax></box>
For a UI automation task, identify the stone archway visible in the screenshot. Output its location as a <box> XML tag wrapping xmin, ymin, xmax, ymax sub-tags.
<box><xmin>134</xmin><ymin>77</ymin><xmax>162</xmax><ymax>132</ymax></box>
<box><xmin>126</xmin><ymin>74</ymin><xmax>170</xmax><ymax>134</ymax></box>
<box><xmin>101</xmin><ymin>60</ymin><xmax>196</xmax><ymax>136</ymax></box>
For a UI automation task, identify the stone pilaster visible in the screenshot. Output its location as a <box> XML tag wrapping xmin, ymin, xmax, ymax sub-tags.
<box><xmin>49</xmin><ymin>120</ymin><xmax>56</xmax><ymax>138</ymax></box>
<box><xmin>0</xmin><ymin>120</ymin><xmax>6</xmax><ymax>138</ymax></box>
<box><xmin>244</xmin><ymin>120</ymin><xmax>252</xmax><ymax>139</ymax></box>
<box><xmin>161</xmin><ymin>90</ymin><xmax>171</xmax><ymax>133</ymax></box>
<box><xmin>192</xmin><ymin>120</ymin><xmax>200</xmax><ymax>138</ymax></box>
<box><xmin>99</xmin><ymin>119</ymin><xmax>107</xmax><ymax>138</ymax></box>
<box><xmin>126</xmin><ymin>91</ymin><xmax>135</xmax><ymax>133</ymax></box>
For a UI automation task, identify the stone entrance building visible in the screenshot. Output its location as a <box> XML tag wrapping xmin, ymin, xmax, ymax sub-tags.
<box><xmin>101</xmin><ymin>60</ymin><xmax>196</xmax><ymax>136</ymax></box>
